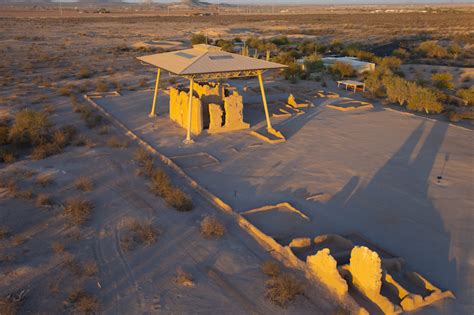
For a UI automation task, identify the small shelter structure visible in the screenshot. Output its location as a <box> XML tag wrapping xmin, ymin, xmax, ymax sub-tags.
<box><xmin>137</xmin><ymin>44</ymin><xmax>287</xmax><ymax>143</ymax></box>
<box><xmin>337</xmin><ymin>80</ymin><xmax>366</xmax><ymax>93</ymax></box>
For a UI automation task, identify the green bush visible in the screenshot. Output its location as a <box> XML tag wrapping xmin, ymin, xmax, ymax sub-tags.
<box><xmin>191</xmin><ymin>33</ymin><xmax>208</xmax><ymax>45</ymax></box>
<box><xmin>407</xmin><ymin>84</ymin><xmax>443</xmax><ymax>114</ymax></box>
<box><xmin>375</xmin><ymin>56</ymin><xmax>402</xmax><ymax>72</ymax></box>
<box><xmin>330</xmin><ymin>61</ymin><xmax>354</xmax><ymax>79</ymax></box>
<box><xmin>9</xmin><ymin>109</ymin><xmax>51</xmax><ymax>146</ymax></box>
<box><xmin>303</xmin><ymin>54</ymin><xmax>324</xmax><ymax>73</ymax></box>
<box><xmin>383</xmin><ymin>75</ymin><xmax>410</xmax><ymax>106</ymax></box>
<box><xmin>417</xmin><ymin>41</ymin><xmax>448</xmax><ymax>59</ymax></box>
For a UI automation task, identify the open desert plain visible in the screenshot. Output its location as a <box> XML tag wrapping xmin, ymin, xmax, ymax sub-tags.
<box><xmin>0</xmin><ymin>2</ymin><xmax>473</xmax><ymax>315</ymax></box>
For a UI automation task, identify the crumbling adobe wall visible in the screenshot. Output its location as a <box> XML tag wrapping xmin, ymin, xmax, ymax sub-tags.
<box><xmin>306</xmin><ymin>249</ymin><xmax>349</xmax><ymax>299</ymax></box>
<box><xmin>348</xmin><ymin>246</ymin><xmax>401</xmax><ymax>314</ymax></box>
<box><xmin>169</xmin><ymin>87</ymin><xmax>203</xmax><ymax>135</ymax></box>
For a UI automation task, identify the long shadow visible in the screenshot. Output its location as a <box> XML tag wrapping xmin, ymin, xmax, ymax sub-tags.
<box><xmin>324</xmin><ymin>121</ymin><xmax>457</xmax><ymax>305</ymax></box>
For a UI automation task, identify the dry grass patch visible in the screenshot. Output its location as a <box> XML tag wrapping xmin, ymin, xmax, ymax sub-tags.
<box><xmin>200</xmin><ymin>215</ymin><xmax>226</xmax><ymax>238</ymax></box>
<box><xmin>67</xmin><ymin>289</ymin><xmax>99</xmax><ymax>314</ymax></box>
<box><xmin>15</xmin><ymin>188</ymin><xmax>35</xmax><ymax>200</ymax></box>
<box><xmin>175</xmin><ymin>267</ymin><xmax>194</xmax><ymax>287</ymax></box>
<box><xmin>36</xmin><ymin>193</ymin><xmax>53</xmax><ymax>207</ymax></box>
<box><xmin>74</xmin><ymin>176</ymin><xmax>93</xmax><ymax>192</ymax></box>
<box><xmin>0</xmin><ymin>297</ymin><xmax>18</xmax><ymax>315</ymax></box>
<box><xmin>150</xmin><ymin>169</ymin><xmax>193</xmax><ymax>211</ymax></box>
<box><xmin>0</xmin><ymin>226</ymin><xmax>10</xmax><ymax>240</ymax></box>
<box><xmin>164</xmin><ymin>187</ymin><xmax>193</xmax><ymax>212</ymax></box>
<box><xmin>51</xmin><ymin>241</ymin><xmax>65</xmax><ymax>254</ymax></box>
<box><xmin>262</xmin><ymin>260</ymin><xmax>281</xmax><ymax>277</ymax></box>
<box><xmin>265</xmin><ymin>273</ymin><xmax>304</xmax><ymax>308</ymax></box>
<box><xmin>83</xmin><ymin>260</ymin><xmax>98</xmax><ymax>277</ymax></box>
<box><xmin>107</xmin><ymin>136</ymin><xmax>128</xmax><ymax>148</ymax></box>
<box><xmin>11</xmin><ymin>235</ymin><xmax>29</xmax><ymax>246</ymax></box>
<box><xmin>64</xmin><ymin>198</ymin><xmax>93</xmax><ymax>225</ymax></box>
<box><xmin>121</xmin><ymin>220</ymin><xmax>159</xmax><ymax>251</ymax></box>
<box><xmin>36</xmin><ymin>174</ymin><xmax>53</xmax><ymax>187</ymax></box>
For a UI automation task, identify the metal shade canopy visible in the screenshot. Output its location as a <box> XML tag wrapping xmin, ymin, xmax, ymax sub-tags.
<box><xmin>138</xmin><ymin>44</ymin><xmax>287</xmax><ymax>144</ymax></box>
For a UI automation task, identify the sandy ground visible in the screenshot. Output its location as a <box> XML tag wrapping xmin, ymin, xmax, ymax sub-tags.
<box><xmin>96</xmin><ymin>77</ymin><xmax>473</xmax><ymax>314</ymax></box>
<box><xmin>0</xmin><ymin>94</ymin><xmax>339</xmax><ymax>314</ymax></box>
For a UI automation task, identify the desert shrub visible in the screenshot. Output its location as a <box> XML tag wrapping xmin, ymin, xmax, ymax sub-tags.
<box><xmin>262</xmin><ymin>260</ymin><xmax>281</xmax><ymax>277</ymax></box>
<box><xmin>76</xmin><ymin>67</ymin><xmax>91</xmax><ymax>79</ymax></box>
<box><xmin>265</xmin><ymin>273</ymin><xmax>303</xmax><ymax>307</ymax></box>
<box><xmin>303</xmin><ymin>54</ymin><xmax>324</xmax><ymax>73</ymax></box>
<box><xmin>52</xmin><ymin>241</ymin><xmax>65</xmax><ymax>254</ymax></box>
<box><xmin>31</xmin><ymin>143</ymin><xmax>61</xmax><ymax>160</ymax></box>
<box><xmin>330</xmin><ymin>61</ymin><xmax>353</xmax><ymax>79</ymax></box>
<box><xmin>36</xmin><ymin>193</ymin><xmax>52</xmax><ymax>206</ymax></box>
<box><xmin>432</xmin><ymin>72</ymin><xmax>454</xmax><ymax>89</ymax></box>
<box><xmin>67</xmin><ymin>290</ymin><xmax>99</xmax><ymax>314</ymax></box>
<box><xmin>36</xmin><ymin>174</ymin><xmax>53</xmax><ymax>187</ymax></box>
<box><xmin>121</xmin><ymin>220</ymin><xmax>158</xmax><ymax>251</ymax></box>
<box><xmin>83</xmin><ymin>261</ymin><xmax>98</xmax><ymax>277</ymax></box>
<box><xmin>138</xmin><ymin>78</ymin><xmax>148</xmax><ymax>88</ymax></box>
<box><xmin>0</xmin><ymin>296</ymin><xmax>19</xmax><ymax>315</ymax></box>
<box><xmin>417</xmin><ymin>41</ymin><xmax>448</xmax><ymax>59</ymax></box>
<box><xmin>200</xmin><ymin>215</ymin><xmax>226</xmax><ymax>238</ymax></box>
<box><xmin>0</xmin><ymin>122</ymin><xmax>10</xmax><ymax>145</ymax></box>
<box><xmin>448</xmin><ymin>44</ymin><xmax>462</xmax><ymax>59</ymax></box>
<box><xmin>107</xmin><ymin>136</ymin><xmax>128</xmax><ymax>148</ymax></box>
<box><xmin>95</xmin><ymin>80</ymin><xmax>108</xmax><ymax>92</ymax></box>
<box><xmin>150</xmin><ymin>169</ymin><xmax>172</xmax><ymax>195</ymax></box>
<box><xmin>133</xmin><ymin>148</ymin><xmax>152</xmax><ymax>164</ymax></box>
<box><xmin>392</xmin><ymin>48</ymin><xmax>410</xmax><ymax>60</ymax></box>
<box><xmin>164</xmin><ymin>187</ymin><xmax>193</xmax><ymax>211</ymax></box>
<box><xmin>58</xmin><ymin>87</ymin><xmax>72</xmax><ymax>96</ymax></box>
<box><xmin>270</xmin><ymin>35</ymin><xmax>290</xmax><ymax>46</ymax></box>
<box><xmin>383</xmin><ymin>75</ymin><xmax>410</xmax><ymax>106</ymax></box>
<box><xmin>12</xmin><ymin>235</ymin><xmax>29</xmax><ymax>246</ymax></box>
<box><xmin>1</xmin><ymin>152</ymin><xmax>16</xmax><ymax>164</ymax></box>
<box><xmin>407</xmin><ymin>84</ymin><xmax>443</xmax><ymax>114</ymax></box>
<box><xmin>191</xmin><ymin>33</ymin><xmax>208</xmax><ymax>45</ymax></box>
<box><xmin>74</xmin><ymin>176</ymin><xmax>93</xmax><ymax>192</ymax></box>
<box><xmin>16</xmin><ymin>188</ymin><xmax>35</xmax><ymax>200</ymax></box>
<box><xmin>42</xmin><ymin>104</ymin><xmax>55</xmax><ymax>115</ymax></box>
<box><xmin>0</xmin><ymin>226</ymin><xmax>9</xmax><ymax>240</ymax></box>
<box><xmin>9</xmin><ymin>109</ymin><xmax>51</xmax><ymax>146</ymax></box>
<box><xmin>364</xmin><ymin>67</ymin><xmax>391</xmax><ymax>98</ymax></box>
<box><xmin>175</xmin><ymin>267</ymin><xmax>194</xmax><ymax>287</ymax></box>
<box><xmin>375</xmin><ymin>56</ymin><xmax>402</xmax><ymax>71</ymax></box>
<box><xmin>456</xmin><ymin>87</ymin><xmax>474</xmax><ymax>106</ymax></box>
<box><xmin>282</xmin><ymin>62</ymin><xmax>303</xmax><ymax>83</ymax></box>
<box><xmin>64</xmin><ymin>198</ymin><xmax>93</xmax><ymax>225</ymax></box>
<box><xmin>130</xmin><ymin>221</ymin><xmax>158</xmax><ymax>245</ymax></box>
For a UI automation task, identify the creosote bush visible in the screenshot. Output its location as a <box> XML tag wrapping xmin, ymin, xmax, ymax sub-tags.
<box><xmin>265</xmin><ymin>273</ymin><xmax>303</xmax><ymax>308</ymax></box>
<box><xmin>200</xmin><ymin>215</ymin><xmax>226</xmax><ymax>238</ymax></box>
<box><xmin>64</xmin><ymin>198</ymin><xmax>93</xmax><ymax>225</ymax></box>
<box><xmin>176</xmin><ymin>267</ymin><xmax>194</xmax><ymax>287</ymax></box>
<box><xmin>74</xmin><ymin>176</ymin><xmax>93</xmax><ymax>192</ymax></box>
<box><xmin>121</xmin><ymin>220</ymin><xmax>159</xmax><ymax>251</ymax></box>
<box><xmin>52</xmin><ymin>241</ymin><xmax>65</xmax><ymax>254</ymax></box>
<box><xmin>150</xmin><ymin>169</ymin><xmax>193</xmax><ymax>211</ymax></box>
<box><xmin>67</xmin><ymin>289</ymin><xmax>99</xmax><ymax>314</ymax></box>
<box><xmin>36</xmin><ymin>193</ymin><xmax>53</xmax><ymax>207</ymax></box>
<box><xmin>107</xmin><ymin>136</ymin><xmax>128</xmax><ymax>148</ymax></box>
<box><xmin>262</xmin><ymin>260</ymin><xmax>281</xmax><ymax>277</ymax></box>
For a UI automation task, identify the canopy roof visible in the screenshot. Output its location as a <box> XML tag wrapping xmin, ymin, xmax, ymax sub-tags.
<box><xmin>137</xmin><ymin>44</ymin><xmax>286</xmax><ymax>79</ymax></box>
